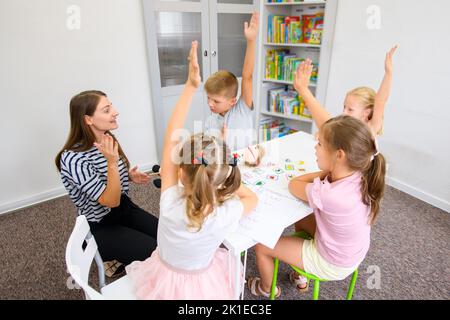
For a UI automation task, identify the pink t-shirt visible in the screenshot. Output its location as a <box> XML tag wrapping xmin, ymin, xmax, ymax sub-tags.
<box><xmin>305</xmin><ymin>172</ymin><xmax>371</xmax><ymax>268</ymax></box>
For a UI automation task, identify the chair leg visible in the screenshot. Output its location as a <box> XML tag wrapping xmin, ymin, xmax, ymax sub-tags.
<box><xmin>93</xmin><ymin>248</ymin><xmax>105</xmax><ymax>289</ymax></box>
<box><xmin>312</xmin><ymin>280</ymin><xmax>320</xmax><ymax>300</ymax></box>
<box><xmin>269</xmin><ymin>258</ymin><xmax>279</xmax><ymax>300</ymax></box>
<box><xmin>346</xmin><ymin>269</ymin><xmax>358</xmax><ymax>300</ymax></box>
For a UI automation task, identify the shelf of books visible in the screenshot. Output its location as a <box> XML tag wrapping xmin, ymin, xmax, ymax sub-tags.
<box><xmin>264</xmin><ymin>42</ymin><xmax>321</xmax><ymax>48</ymax></box>
<box><xmin>262</xmin><ymin>78</ymin><xmax>317</xmax><ymax>86</ymax></box>
<box><xmin>258</xmin><ymin>0</ymin><xmax>326</xmax><ymax>142</ymax></box>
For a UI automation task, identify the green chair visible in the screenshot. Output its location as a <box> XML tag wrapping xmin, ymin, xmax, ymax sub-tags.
<box><xmin>269</xmin><ymin>231</ymin><xmax>359</xmax><ymax>300</ymax></box>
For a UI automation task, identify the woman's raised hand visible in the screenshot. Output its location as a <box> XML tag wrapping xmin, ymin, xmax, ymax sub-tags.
<box><xmin>94</xmin><ymin>134</ymin><xmax>119</xmax><ymax>163</ymax></box>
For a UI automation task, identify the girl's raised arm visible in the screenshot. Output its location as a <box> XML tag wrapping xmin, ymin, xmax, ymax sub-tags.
<box><xmin>293</xmin><ymin>59</ymin><xmax>331</xmax><ymax>130</ymax></box>
<box><xmin>371</xmin><ymin>45</ymin><xmax>398</xmax><ymax>135</ymax></box>
<box><xmin>160</xmin><ymin>41</ymin><xmax>201</xmax><ymax>192</ymax></box>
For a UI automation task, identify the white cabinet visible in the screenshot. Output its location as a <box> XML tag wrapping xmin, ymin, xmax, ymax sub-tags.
<box><xmin>143</xmin><ymin>0</ymin><xmax>259</xmax><ymax>157</ymax></box>
<box><xmin>255</xmin><ymin>0</ymin><xmax>337</xmax><ymax>142</ymax></box>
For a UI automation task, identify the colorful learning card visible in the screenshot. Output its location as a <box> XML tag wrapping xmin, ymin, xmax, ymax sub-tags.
<box><xmin>255</xmin><ymin>180</ymin><xmax>266</xmax><ymax>186</ymax></box>
<box><xmin>285</xmin><ymin>164</ymin><xmax>295</xmax><ymax>171</ymax></box>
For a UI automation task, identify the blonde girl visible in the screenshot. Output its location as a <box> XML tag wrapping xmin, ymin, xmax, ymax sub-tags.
<box><xmin>294</xmin><ymin>46</ymin><xmax>398</xmax><ymax>136</ymax></box>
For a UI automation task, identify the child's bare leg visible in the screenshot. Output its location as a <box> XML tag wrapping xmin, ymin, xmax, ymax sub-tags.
<box><xmin>294</xmin><ymin>213</ymin><xmax>316</xmax><ymax>236</ymax></box>
<box><xmin>254</xmin><ymin>236</ymin><xmax>304</xmax><ymax>292</ymax></box>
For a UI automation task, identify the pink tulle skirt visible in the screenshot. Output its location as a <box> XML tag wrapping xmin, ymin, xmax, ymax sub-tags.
<box><xmin>125</xmin><ymin>248</ymin><xmax>241</xmax><ymax>300</ymax></box>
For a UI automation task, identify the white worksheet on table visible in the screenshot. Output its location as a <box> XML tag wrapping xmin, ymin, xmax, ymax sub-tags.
<box><xmin>236</xmin><ymin>167</ymin><xmax>311</xmax><ymax>249</ymax></box>
<box><xmin>233</xmin><ymin>133</ymin><xmax>318</xmax><ymax>248</ymax></box>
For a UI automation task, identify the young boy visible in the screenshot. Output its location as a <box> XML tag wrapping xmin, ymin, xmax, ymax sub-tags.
<box><xmin>204</xmin><ymin>12</ymin><xmax>259</xmax><ymax>151</ymax></box>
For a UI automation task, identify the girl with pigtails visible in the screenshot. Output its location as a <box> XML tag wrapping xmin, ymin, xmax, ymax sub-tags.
<box><xmin>126</xmin><ymin>41</ymin><xmax>258</xmax><ymax>300</ymax></box>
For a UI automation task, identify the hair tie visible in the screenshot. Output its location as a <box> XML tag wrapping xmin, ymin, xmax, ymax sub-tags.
<box><xmin>371</xmin><ymin>138</ymin><xmax>380</xmax><ymax>162</ymax></box>
<box><xmin>193</xmin><ymin>151</ymin><xmax>208</xmax><ymax>166</ymax></box>
<box><xmin>230</xmin><ymin>153</ymin><xmax>238</xmax><ymax>167</ymax></box>
<box><xmin>223</xmin><ymin>154</ymin><xmax>238</xmax><ymax>178</ymax></box>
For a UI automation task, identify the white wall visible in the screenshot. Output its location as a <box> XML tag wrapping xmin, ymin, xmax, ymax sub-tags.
<box><xmin>0</xmin><ymin>0</ymin><xmax>158</xmax><ymax>214</ymax></box>
<box><xmin>324</xmin><ymin>0</ymin><xmax>450</xmax><ymax>212</ymax></box>
<box><xmin>1</xmin><ymin>0</ymin><xmax>449</xmax><ymax>214</ymax></box>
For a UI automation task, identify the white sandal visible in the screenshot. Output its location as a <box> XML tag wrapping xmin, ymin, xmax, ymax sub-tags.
<box><xmin>103</xmin><ymin>260</ymin><xmax>125</xmax><ymax>278</ymax></box>
<box><xmin>289</xmin><ymin>271</ymin><xmax>309</xmax><ymax>293</ymax></box>
<box><xmin>247</xmin><ymin>277</ymin><xmax>281</xmax><ymax>298</ymax></box>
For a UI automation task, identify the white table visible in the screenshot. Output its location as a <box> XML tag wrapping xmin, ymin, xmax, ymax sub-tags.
<box><xmin>223</xmin><ymin>131</ymin><xmax>319</xmax><ymax>299</ymax></box>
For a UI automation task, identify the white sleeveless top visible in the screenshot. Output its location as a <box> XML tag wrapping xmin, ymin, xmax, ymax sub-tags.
<box><xmin>157</xmin><ymin>185</ymin><xmax>243</xmax><ymax>270</ymax></box>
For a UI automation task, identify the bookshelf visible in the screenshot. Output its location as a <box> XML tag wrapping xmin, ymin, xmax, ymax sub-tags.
<box><xmin>256</xmin><ymin>0</ymin><xmax>337</xmax><ymax>142</ymax></box>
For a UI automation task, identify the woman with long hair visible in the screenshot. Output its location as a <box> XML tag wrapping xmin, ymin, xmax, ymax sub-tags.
<box><xmin>56</xmin><ymin>90</ymin><xmax>158</xmax><ymax>276</ymax></box>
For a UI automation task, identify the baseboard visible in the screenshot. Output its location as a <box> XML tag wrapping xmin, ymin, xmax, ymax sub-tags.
<box><xmin>0</xmin><ymin>163</ymin><xmax>157</xmax><ymax>216</ymax></box>
<box><xmin>386</xmin><ymin>176</ymin><xmax>450</xmax><ymax>213</ymax></box>
<box><xmin>0</xmin><ymin>187</ymin><xmax>68</xmax><ymax>216</ymax></box>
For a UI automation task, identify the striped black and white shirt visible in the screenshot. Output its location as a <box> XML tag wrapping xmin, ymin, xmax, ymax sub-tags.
<box><xmin>60</xmin><ymin>146</ymin><xmax>129</xmax><ymax>222</ymax></box>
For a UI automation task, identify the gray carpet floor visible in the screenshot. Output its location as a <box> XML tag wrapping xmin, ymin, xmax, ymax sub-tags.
<box><xmin>0</xmin><ymin>178</ymin><xmax>449</xmax><ymax>300</ymax></box>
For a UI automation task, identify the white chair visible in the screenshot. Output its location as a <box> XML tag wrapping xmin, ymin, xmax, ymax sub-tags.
<box><xmin>65</xmin><ymin>215</ymin><xmax>136</xmax><ymax>300</ymax></box>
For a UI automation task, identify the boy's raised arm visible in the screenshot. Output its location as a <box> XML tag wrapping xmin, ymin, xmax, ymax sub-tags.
<box><xmin>241</xmin><ymin>12</ymin><xmax>259</xmax><ymax>109</ymax></box>
<box><xmin>371</xmin><ymin>45</ymin><xmax>398</xmax><ymax>135</ymax></box>
<box><xmin>293</xmin><ymin>59</ymin><xmax>331</xmax><ymax>130</ymax></box>
<box><xmin>160</xmin><ymin>41</ymin><xmax>201</xmax><ymax>192</ymax></box>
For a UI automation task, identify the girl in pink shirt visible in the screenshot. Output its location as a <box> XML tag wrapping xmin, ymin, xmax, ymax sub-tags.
<box><xmin>249</xmin><ymin>115</ymin><xmax>386</xmax><ymax>298</ymax></box>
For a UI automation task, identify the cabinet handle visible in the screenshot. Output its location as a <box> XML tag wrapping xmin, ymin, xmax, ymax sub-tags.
<box><xmin>212</xmin><ymin>50</ymin><xmax>217</xmax><ymax>57</ymax></box>
<box><xmin>204</xmin><ymin>50</ymin><xmax>208</xmax><ymax>57</ymax></box>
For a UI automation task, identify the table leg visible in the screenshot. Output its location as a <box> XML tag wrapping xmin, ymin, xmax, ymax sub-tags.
<box><xmin>233</xmin><ymin>251</ymin><xmax>242</xmax><ymax>299</ymax></box>
<box><xmin>240</xmin><ymin>250</ymin><xmax>248</xmax><ymax>300</ymax></box>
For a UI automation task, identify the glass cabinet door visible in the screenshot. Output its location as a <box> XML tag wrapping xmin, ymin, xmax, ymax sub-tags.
<box><xmin>210</xmin><ymin>1</ymin><xmax>257</xmax><ymax>78</ymax></box>
<box><xmin>217</xmin><ymin>13</ymin><xmax>252</xmax><ymax>77</ymax></box>
<box><xmin>145</xmin><ymin>0</ymin><xmax>210</xmax><ymax>157</ymax></box>
<box><xmin>155</xmin><ymin>11</ymin><xmax>203</xmax><ymax>87</ymax></box>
